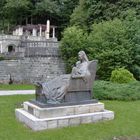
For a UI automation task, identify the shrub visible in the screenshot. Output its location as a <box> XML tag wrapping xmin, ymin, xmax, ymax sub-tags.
<box><xmin>88</xmin><ymin>19</ymin><xmax>133</xmax><ymax>80</ymax></box>
<box><xmin>110</xmin><ymin>68</ymin><xmax>136</xmax><ymax>84</ymax></box>
<box><xmin>60</xmin><ymin>13</ymin><xmax>140</xmax><ymax>80</ymax></box>
<box><xmin>93</xmin><ymin>80</ymin><xmax>140</xmax><ymax>101</ymax></box>
<box><xmin>123</xmin><ymin>10</ymin><xmax>140</xmax><ymax>80</ymax></box>
<box><xmin>60</xmin><ymin>26</ymin><xmax>88</xmax><ymax>73</ymax></box>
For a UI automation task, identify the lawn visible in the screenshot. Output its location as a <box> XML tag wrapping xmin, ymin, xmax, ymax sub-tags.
<box><xmin>0</xmin><ymin>95</ymin><xmax>140</xmax><ymax>140</ymax></box>
<box><xmin>0</xmin><ymin>84</ymin><xmax>35</xmax><ymax>90</ymax></box>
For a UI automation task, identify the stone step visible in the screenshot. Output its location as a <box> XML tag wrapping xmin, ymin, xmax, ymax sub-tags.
<box><xmin>23</xmin><ymin>101</ymin><xmax>105</xmax><ymax>119</ymax></box>
<box><xmin>15</xmin><ymin>108</ymin><xmax>114</xmax><ymax>131</ymax></box>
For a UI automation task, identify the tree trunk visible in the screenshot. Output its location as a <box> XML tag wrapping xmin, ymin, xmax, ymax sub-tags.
<box><xmin>26</xmin><ymin>17</ymin><xmax>28</xmax><ymax>25</ymax></box>
<box><xmin>31</xmin><ymin>16</ymin><xmax>33</xmax><ymax>25</ymax></box>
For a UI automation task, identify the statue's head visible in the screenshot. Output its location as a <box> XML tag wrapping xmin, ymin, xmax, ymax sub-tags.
<box><xmin>78</xmin><ymin>51</ymin><xmax>89</xmax><ymax>62</ymax></box>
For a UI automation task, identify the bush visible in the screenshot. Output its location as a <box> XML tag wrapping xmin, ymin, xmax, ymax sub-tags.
<box><xmin>110</xmin><ymin>68</ymin><xmax>136</xmax><ymax>84</ymax></box>
<box><xmin>60</xmin><ymin>13</ymin><xmax>140</xmax><ymax>80</ymax></box>
<box><xmin>60</xmin><ymin>19</ymin><xmax>133</xmax><ymax>79</ymax></box>
<box><xmin>123</xmin><ymin>10</ymin><xmax>140</xmax><ymax>80</ymax></box>
<box><xmin>60</xmin><ymin>26</ymin><xmax>88</xmax><ymax>73</ymax></box>
<box><xmin>88</xmin><ymin>19</ymin><xmax>133</xmax><ymax>80</ymax></box>
<box><xmin>93</xmin><ymin>80</ymin><xmax>140</xmax><ymax>101</ymax></box>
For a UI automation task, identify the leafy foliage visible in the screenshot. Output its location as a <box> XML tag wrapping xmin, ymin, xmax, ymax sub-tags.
<box><xmin>123</xmin><ymin>10</ymin><xmax>140</xmax><ymax>80</ymax></box>
<box><xmin>4</xmin><ymin>0</ymin><xmax>32</xmax><ymax>25</ymax></box>
<box><xmin>88</xmin><ymin>19</ymin><xmax>133</xmax><ymax>80</ymax></box>
<box><xmin>110</xmin><ymin>68</ymin><xmax>136</xmax><ymax>84</ymax></box>
<box><xmin>71</xmin><ymin>0</ymin><xmax>140</xmax><ymax>30</ymax></box>
<box><xmin>60</xmin><ymin>26</ymin><xmax>88</xmax><ymax>72</ymax></box>
<box><xmin>61</xmin><ymin>19</ymin><xmax>134</xmax><ymax>80</ymax></box>
<box><xmin>94</xmin><ymin>80</ymin><xmax>140</xmax><ymax>101</ymax></box>
<box><xmin>61</xmin><ymin>12</ymin><xmax>140</xmax><ymax>80</ymax></box>
<box><xmin>0</xmin><ymin>0</ymin><xmax>79</xmax><ymax>35</ymax></box>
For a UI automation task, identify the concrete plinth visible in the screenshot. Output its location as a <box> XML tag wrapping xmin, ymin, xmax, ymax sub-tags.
<box><xmin>15</xmin><ymin>102</ymin><xmax>114</xmax><ymax>131</ymax></box>
<box><xmin>23</xmin><ymin>101</ymin><xmax>104</xmax><ymax>119</ymax></box>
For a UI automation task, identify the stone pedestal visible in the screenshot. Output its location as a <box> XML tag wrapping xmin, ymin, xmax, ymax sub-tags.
<box><xmin>15</xmin><ymin>101</ymin><xmax>114</xmax><ymax>131</ymax></box>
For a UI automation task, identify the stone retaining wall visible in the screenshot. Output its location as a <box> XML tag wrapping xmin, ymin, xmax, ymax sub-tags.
<box><xmin>0</xmin><ymin>57</ymin><xmax>65</xmax><ymax>84</ymax></box>
<box><xmin>0</xmin><ymin>38</ymin><xmax>65</xmax><ymax>84</ymax></box>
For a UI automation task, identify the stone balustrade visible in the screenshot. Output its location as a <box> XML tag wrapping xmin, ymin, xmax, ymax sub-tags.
<box><xmin>0</xmin><ymin>35</ymin><xmax>57</xmax><ymax>41</ymax></box>
<box><xmin>0</xmin><ymin>35</ymin><xmax>21</xmax><ymax>41</ymax></box>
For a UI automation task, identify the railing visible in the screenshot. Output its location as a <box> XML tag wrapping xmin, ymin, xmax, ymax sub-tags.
<box><xmin>26</xmin><ymin>36</ymin><xmax>57</xmax><ymax>41</ymax></box>
<box><xmin>25</xmin><ymin>47</ymin><xmax>60</xmax><ymax>57</ymax></box>
<box><xmin>21</xmin><ymin>40</ymin><xmax>58</xmax><ymax>48</ymax></box>
<box><xmin>0</xmin><ymin>35</ymin><xmax>21</xmax><ymax>40</ymax></box>
<box><xmin>0</xmin><ymin>34</ymin><xmax>60</xmax><ymax>58</ymax></box>
<box><xmin>0</xmin><ymin>34</ymin><xmax>57</xmax><ymax>42</ymax></box>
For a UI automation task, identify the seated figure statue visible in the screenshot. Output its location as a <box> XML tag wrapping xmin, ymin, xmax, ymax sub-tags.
<box><xmin>36</xmin><ymin>51</ymin><xmax>97</xmax><ymax>104</ymax></box>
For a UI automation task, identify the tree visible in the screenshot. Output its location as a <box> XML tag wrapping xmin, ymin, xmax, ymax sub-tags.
<box><xmin>60</xmin><ymin>26</ymin><xmax>88</xmax><ymax>73</ymax></box>
<box><xmin>123</xmin><ymin>10</ymin><xmax>140</xmax><ymax>80</ymax></box>
<box><xmin>60</xmin><ymin>19</ymin><xmax>135</xmax><ymax>80</ymax></box>
<box><xmin>88</xmin><ymin>19</ymin><xmax>133</xmax><ymax>80</ymax></box>
<box><xmin>0</xmin><ymin>0</ymin><xmax>6</xmax><ymax>31</ymax></box>
<box><xmin>4</xmin><ymin>0</ymin><xmax>32</xmax><ymax>25</ymax></box>
<box><xmin>35</xmin><ymin>0</ymin><xmax>79</xmax><ymax>35</ymax></box>
<box><xmin>70</xmin><ymin>0</ymin><xmax>140</xmax><ymax>31</ymax></box>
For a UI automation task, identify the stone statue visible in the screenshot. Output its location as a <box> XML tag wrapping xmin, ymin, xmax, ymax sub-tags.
<box><xmin>71</xmin><ymin>51</ymin><xmax>90</xmax><ymax>83</ymax></box>
<box><xmin>36</xmin><ymin>51</ymin><xmax>97</xmax><ymax>104</ymax></box>
<box><xmin>38</xmin><ymin>75</ymin><xmax>70</xmax><ymax>104</ymax></box>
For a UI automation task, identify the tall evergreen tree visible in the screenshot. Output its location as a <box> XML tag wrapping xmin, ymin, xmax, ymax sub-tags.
<box><xmin>71</xmin><ymin>0</ymin><xmax>140</xmax><ymax>31</ymax></box>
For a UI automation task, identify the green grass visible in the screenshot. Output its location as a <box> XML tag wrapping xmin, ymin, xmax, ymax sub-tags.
<box><xmin>0</xmin><ymin>84</ymin><xmax>35</xmax><ymax>90</ymax></box>
<box><xmin>0</xmin><ymin>95</ymin><xmax>140</xmax><ymax>140</ymax></box>
<box><xmin>94</xmin><ymin>80</ymin><xmax>140</xmax><ymax>100</ymax></box>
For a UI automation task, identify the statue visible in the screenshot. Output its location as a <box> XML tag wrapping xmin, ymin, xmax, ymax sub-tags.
<box><xmin>36</xmin><ymin>51</ymin><xmax>97</xmax><ymax>104</ymax></box>
<box><xmin>71</xmin><ymin>51</ymin><xmax>90</xmax><ymax>79</ymax></box>
<box><xmin>15</xmin><ymin>52</ymin><xmax>115</xmax><ymax>131</ymax></box>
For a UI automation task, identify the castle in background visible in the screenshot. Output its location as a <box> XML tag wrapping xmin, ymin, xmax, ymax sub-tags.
<box><xmin>0</xmin><ymin>20</ymin><xmax>65</xmax><ymax>84</ymax></box>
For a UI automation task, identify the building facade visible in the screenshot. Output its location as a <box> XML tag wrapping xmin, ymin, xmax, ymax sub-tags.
<box><xmin>0</xmin><ymin>20</ymin><xmax>65</xmax><ymax>84</ymax></box>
